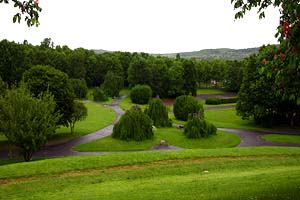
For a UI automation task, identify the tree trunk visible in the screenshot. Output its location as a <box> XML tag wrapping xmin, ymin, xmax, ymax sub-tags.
<box><xmin>71</xmin><ymin>123</ymin><xmax>75</xmax><ymax>135</ymax></box>
<box><xmin>23</xmin><ymin>151</ymin><xmax>33</xmax><ymax>162</ymax></box>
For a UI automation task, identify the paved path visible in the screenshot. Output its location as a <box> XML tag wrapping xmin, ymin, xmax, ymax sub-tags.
<box><xmin>219</xmin><ymin>128</ymin><xmax>300</xmax><ymax>147</ymax></box>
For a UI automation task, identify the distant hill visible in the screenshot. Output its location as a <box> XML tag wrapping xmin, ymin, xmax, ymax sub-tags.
<box><xmin>157</xmin><ymin>47</ymin><xmax>259</xmax><ymax>60</ymax></box>
<box><xmin>93</xmin><ymin>47</ymin><xmax>260</xmax><ymax>60</ymax></box>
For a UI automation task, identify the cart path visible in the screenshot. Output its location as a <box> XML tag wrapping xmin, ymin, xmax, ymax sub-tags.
<box><xmin>219</xmin><ymin>128</ymin><xmax>300</xmax><ymax>147</ymax></box>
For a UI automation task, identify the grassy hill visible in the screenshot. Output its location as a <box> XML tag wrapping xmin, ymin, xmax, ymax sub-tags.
<box><xmin>159</xmin><ymin>47</ymin><xmax>259</xmax><ymax>60</ymax></box>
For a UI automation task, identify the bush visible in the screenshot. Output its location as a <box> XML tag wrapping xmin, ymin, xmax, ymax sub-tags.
<box><xmin>102</xmin><ymin>71</ymin><xmax>124</xmax><ymax>98</ymax></box>
<box><xmin>144</xmin><ymin>98</ymin><xmax>172</xmax><ymax>127</ymax></box>
<box><xmin>93</xmin><ymin>87</ymin><xmax>108</xmax><ymax>102</ymax></box>
<box><xmin>70</xmin><ymin>79</ymin><xmax>88</xmax><ymax>99</ymax></box>
<box><xmin>173</xmin><ymin>95</ymin><xmax>204</xmax><ymax>121</ymax></box>
<box><xmin>205</xmin><ymin>97</ymin><xmax>222</xmax><ymax>105</ymax></box>
<box><xmin>112</xmin><ymin>106</ymin><xmax>153</xmax><ymax>141</ymax></box>
<box><xmin>184</xmin><ymin>114</ymin><xmax>217</xmax><ymax>138</ymax></box>
<box><xmin>130</xmin><ymin>84</ymin><xmax>152</xmax><ymax>104</ymax></box>
<box><xmin>205</xmin><ymin>97</ymin><xmax>237</xmax><ymax>105</ymax></box>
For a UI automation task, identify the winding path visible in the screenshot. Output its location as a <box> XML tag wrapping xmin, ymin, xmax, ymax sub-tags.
<box><xmin>0</xmin><ymin>95</ymin><xmax>299</xmax><ymax>159</ymax></box>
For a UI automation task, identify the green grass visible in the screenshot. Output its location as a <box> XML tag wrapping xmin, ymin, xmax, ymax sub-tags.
<box><xmin>1</xmin><ymin>147</ymin><xmax>300</xmax><ymax>199</ymax></box>
<box><xmin>205</xmin><ymin>108</ymin><xmax>260</xmax><ymax>129</ymax></box>
<box><xmin>75</xmin><ymin>128</ymin><xmax>240</xmax><ymax>151</ymax></box>
<box><xmin>262</xmin><ymin>134</ymin><xmax>300</xmax><ymax>144</ymax></box>
<box><xmin>197</xmin><ymin>88</ymin><xmax>226</xmax><ymax>95</ymax></box>
<box><xmin>119</xmin><ymin>96</ymin><xmax>148</xmax><ymax>111</ymax></box>
<box><xmin>50</xmin><ymin>101</ymin><xmax>116</xmax><ymax>141</ymax></box>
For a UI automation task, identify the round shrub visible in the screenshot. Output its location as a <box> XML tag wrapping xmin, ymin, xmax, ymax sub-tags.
<box><xmin>184</xmin><ymin>114</ymin><xmax>217</xmax><ymax>138</ymax></box>
<box><xmin>130</xmin><ymin>84</ymin><xmax>152</xmax><ymax>104</ymax></box>
<box><xmin>205</xmin><ymin>96</ymin><xmax>222</xmax><ymax>105</ymax></box>
<box><xmin>173</xmin><ymin>95</ymin><xmax>204</xmax><ymax>121</ymax></box>
<box><xmin>93</xmin><ymin>87</ymin><xmax>108</xmax><ymax>102</ymax></box>
<box><xmin>144</xmin><ymin>98</ymin><xmax>172</xmax><ymax>127</ymax></box>
<box><xmin>112</xmin><ymin>106</ymin><xmax>153</xmax><ymax>141</ymax></box>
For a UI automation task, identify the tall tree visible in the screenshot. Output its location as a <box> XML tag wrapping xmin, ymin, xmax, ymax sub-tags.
<box><xmin>0</xmin><ymin>86</ymin><xmax>60</xmax><ymax>161</ymax></box>
<box><xmin>23</xmin><ymin>65</ymin><xmax>75</xmax><ymax>126</ymax></box>
<box><xmin>182</xmin><ymin>59</ymin><xmax>197</xmax><ymax>96</ymax></box>
<box><xmin>102</xmin><ymin>71</ymin><xmax>124</xmax><ymax>98</ymax></box>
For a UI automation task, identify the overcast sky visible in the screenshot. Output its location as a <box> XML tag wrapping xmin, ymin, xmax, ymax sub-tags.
<box><xmin>0</xmin><ymin>0</ymin><xmax>280</xmax><ymax>53</ymax></box>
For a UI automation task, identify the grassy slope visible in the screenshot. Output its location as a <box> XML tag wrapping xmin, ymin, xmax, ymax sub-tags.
<box><xmin>0</xmin><ymin>147</ymin><xmax>300</xmax><ymax>200</ymax></box>
<box><xmin>262</xmin><ymin>134</ymin><xmax>300</xmax><ymax>144</ymax></box>
<box><xmin>75</xmin><ymin>129</ymin><xmax>240</xmax><ymax>151</ymax></box>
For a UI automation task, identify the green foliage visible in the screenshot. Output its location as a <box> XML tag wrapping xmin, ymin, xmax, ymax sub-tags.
<box><xmin>93</xmin><ymin>87</ymin><xmax>108</xmax><ymax>102</ymax></box>
<box><xmin>144</xmin><ymin>98</ymin><xmax>172</xmax><ymax>127</ymax></box>
<box><xmin>70</xmin><ymin>78</ymin><xmax>88</xmax><ymax>99</ymax></box>
<box><xmin>102</xmin><ymin>71</ymin><xmax>124</xmax><ymax>98</ymax></box>
<box><xmin>22</xmin><ymin>65</ymin><xmax>75</xmax><ymax>126</ymax></box>
<box><xmin>184</xmin><ymin>114</ymin><xmax>217</xmax><ymax>138</ymax></box>
<box><xmin>206</xmin><ymin>97</ymin><xmax>237</xmax><ymax>105</ymax></box>
<box><xmin>1</xmin><ymin>0</ymin><xmax>42</xmax><ymax>27</ymax></box>
<box><xmin>112</xmin><ymin>106</ymin><xmax>153</xmax><ymax>141</ymax></box>
<box><xmin>173</xmin><ymin>95</ymin><xmax>204</xmax><ymax>121</ymax></box>
<box><xmin>0</xmin><ymin>86</ymin><xmax>60</xmax><ymax>161</ymax></box>
<box><xmin>130</xmin><ymin>84</ymin><xmax>152</xmax><ymax>105</ymax></box>
<box><xmin>0</xmin><ymin>76</ymin><xmax>7</xmax><ymax>97</ymax></box>
<box><xmin>182</xmin><ymin>59</ymin><xmax>197</xmax><ymax>96</ymax></box>
<box><xmin>224</xmin><ymin>60</ymin><xmax>243</xmax><ymax>92</ymax></box>
<box><xmin>68</xmin><ymin>101</ymin><xmax>88</xmax><ymax>135</ymax></box>
<box><xmin>205</xmin><ymin>97</ymin><xmax>222</xmax><ymax>105</ymax></box>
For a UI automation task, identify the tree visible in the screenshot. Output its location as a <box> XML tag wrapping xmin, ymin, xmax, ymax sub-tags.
<box><xmin>112</xmin><ymin>106</ymin><xmax>153</xmax><ymax>141</ymax></box>
<box><xmin>144</xmin><ymin>98</ymin><xmax>172</xmax><ymax>127</ymax></box>
<box><xmin>1</xmin><ymin>0</ymin><xmax>42</xmax><ymax>27</ymax></box>
<box><xmin>102</xmin><ymin>71</ymin><xmax>124</xmax><ymax>98</ymax></box>
<box><xmin>0</xmin><ymin>76</ymin><xmax>7</xmax><ymax>96</ymax></box>
<box><xmin>130</xmin><ymin>84</ymin><xmax>152</xmax><ymax>105</ymax></box>
<box><xmin>68</xmin><ymin>101</ymin><xmax>87</xmax><ymax>135</ymax></box>
<box><xmin>182</xmin><ymin>59</ymin><xmax>197</xmax><ymax>96</ymax></box>
<box><xmin>23</xmin><ymin>65</ymin><xmax>75</xmax><ymax>126</ymax></box>
<box><xmin>0</xmin><ymin>86</ymin><xmax>60</xmax><ymax>161</ymax></box>
<box><xmin>167</xmin><ymin>62</ymin><xmax>184</xmax><ymax>97</ymax></box>
<box><xmin>184</xmin><ymin>113</ymin><xmax>217</xmax><ymax>138</ymax></box>
<box><xmin>224</xmin><ymin>60</ymin><xmax>243</xmax><ymax>92</ymax></box>
<box><xmin>70</xmin><ymin>78</ymin><xmax>88</xmax><ymax>99</ymax></box>
<box><xmin>173</xmin><ymin>95</ymin><xmax>204</xmax><ymax>121</ymax></box>
<box><xmin>93</xmin><ymin>87</ymin><xmax>108</xmax><ymax>102</ymax></box>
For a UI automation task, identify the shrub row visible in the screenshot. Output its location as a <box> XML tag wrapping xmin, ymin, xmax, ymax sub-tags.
<box><xmin>205</xmin><ymin>97</ymin><xmax>237</xmax><ymax>105</ymax></box>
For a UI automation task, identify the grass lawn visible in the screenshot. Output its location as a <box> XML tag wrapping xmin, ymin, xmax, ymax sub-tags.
<box><xmin>75</xmin><ymin>128</ymin><xmax>240</xmax><ymax>151</ymax></box>
<box><xmin>49</xmin><ymin>101</ymin><xmax>116</xmax><ymax>141</ymax></box>
<box><xmin>262</xmin><ymin>134</ymin><xmax>300</xmax><ymax>144</ymax></box>
<box><xmin>119</xmin><ymin>96</ymin><xmax>148</xmax><ymax>111</ymax></box>
<box><xmin>205</xmin><ymin>108</ymin><xmax>260</xmax><ymax>129</ymax></box>
<box><xmin>197</xmin><ymin>88</ymin><xmax>226</xmax><ymax>95</ymax></box>
<box><xmin>1</xmin><ymin>147</ymin><xmax>300</xmax><ymax>199</ymax></box>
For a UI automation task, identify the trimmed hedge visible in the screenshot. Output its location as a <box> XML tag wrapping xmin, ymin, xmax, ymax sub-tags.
<box><xmin>112</xmin><ymin>106</ymin><xmax>153</xmax><ymax>141</ymax></box>
<box><xmin>184</xmin><ymin>113</ymin><xmax>217</xmax><ymax>138</ymax></box>
<box><xmin>130</xmin><ymin>85</ymin><xmax>152</xmax><ymax>104</ymax></box>
<box><xmin>173</xmin><ymin>95</ymin><xmax>204</xmax><ymax>121</ymax></box>
<box><xmin>144</xmin><ymin>98</ymin><xmax>172</xmax><ymax>127</ymax></box>
<box><xmin>205</xmin><ymin>97</ymin><xmax>237</xmax><ymax>105</ymax></box>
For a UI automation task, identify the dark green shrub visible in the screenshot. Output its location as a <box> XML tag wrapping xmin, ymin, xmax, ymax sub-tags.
<box><xmin>70</xmin><ymin>78</ymin><xmax>88</xmax><ymax>99</ymax></box>
<box><xmin>93</xmin><ymin>87</ymin><xmax>108</xmax><ymax>102</ymax></box>
<box><xmin>220</xmin><ymin>97</ymin><xmax>237</xmax><ymax>104</ymax></box>
<box><xmin>112</xmin><ymin>106</ymin><xmax>153</xmax><ymax>141</ymax></box>
<box><xmin>102</xmin><ymin>71</ymin><xmax>124</xmax><ymax>98</ymax></box>
<box><xmin>205</xmin><ymin>97</ymin><xmax>222</xmax><ymax>105</ymax></box>
<box><xmin>173</xmin><ymin>95</ymin><xmax>204</xmax><ymax>121</ymax></box>
<box><xmin>130</xmin><ymin>84</ymin><xmax>152</xmax><ymax>104</ymax></box>
<box><xmin>144</xmin><ymin>98</ymin><xmax>172</xmax><ymax>127</ymax></box>
<box><xmin>184</xmin><ymin>114</ymin><xmax>217</xmax><ymax>138</ymax></box>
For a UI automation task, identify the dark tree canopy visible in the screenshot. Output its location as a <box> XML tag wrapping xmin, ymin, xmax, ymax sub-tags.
<box><xmin>22</xmin><ymin>65</ymin><xmax>75</xmax><ymax>126</ymax></box>
<box><xmin>144</xmin><ymin>98</ymin><xmax>172</xmax><ymax>127</ymax></box>
<box><xmin>173</xmin><ymin>95</ymin><xmax>204</xmax><ymax>121</ymax></box>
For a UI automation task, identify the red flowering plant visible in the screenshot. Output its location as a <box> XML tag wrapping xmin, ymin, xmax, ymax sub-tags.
<box><xmin>0</xmin><ymin>0</ymin><xmax>42</xmax><ymax>27</ymax></box>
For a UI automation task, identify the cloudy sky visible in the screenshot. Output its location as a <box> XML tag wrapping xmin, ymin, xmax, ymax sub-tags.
<box><xmin>0</xmin><ymin>0</ymin><xmax>280</xmax><ymax>53</ymax></box>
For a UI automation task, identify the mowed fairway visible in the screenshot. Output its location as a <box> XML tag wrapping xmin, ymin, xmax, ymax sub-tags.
<box><xmin>1</xmin><ymin>147</ymin><xmax>300</xmax><ymax>200</ymax></box>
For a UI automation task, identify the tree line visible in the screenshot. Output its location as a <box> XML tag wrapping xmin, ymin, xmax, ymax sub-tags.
<box><xmin>0</xmin><ymin>38</ymin><xmax>243</xmax><ymax>98</ymax></box>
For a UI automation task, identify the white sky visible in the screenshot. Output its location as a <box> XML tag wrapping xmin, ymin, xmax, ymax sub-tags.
<box><xmin>0</xmin><ymin>0</ymin><xmax>280</xmax><ymax>53</ymax></box>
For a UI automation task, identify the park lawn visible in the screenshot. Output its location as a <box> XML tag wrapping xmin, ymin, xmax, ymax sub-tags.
<box><xmin>119</xmin><ymin>96</ymin><xmax>148</xmax><ymax>111</ymax></box>
<box><xmin>1</xmin><ymin>147</ymin><xmax>300</xmax><ymax>199</ymax></box>
<box><xmin>74</xmin><ymin>128</ymin><xmax>240</xmax><ymax>151</ymax></box>
<box><xmin>52</xmin><ymin>101</ymin><xmax>116</xmax><ymax>141</ymax></box>
<box><xmin>205</xmin><ymin>108</ymin><xmax>260</xmax><ymax>129</ymax></box>
<box><xmin>262</xmin><ymin>134</ymin><xmax>300</xmax><ymax>144</ymax></box>
<box><xmin>197</xmin><ymin>88</ymin><xmax>226</xmax><ymax>95</ymax></box>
